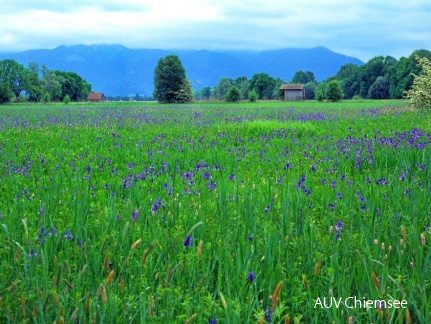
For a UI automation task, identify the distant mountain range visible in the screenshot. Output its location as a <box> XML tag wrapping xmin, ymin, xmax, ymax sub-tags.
<box><xmin>0</xmin><ymin>44</ymin><xmax>363</xmax><ymax>96</ymax></box>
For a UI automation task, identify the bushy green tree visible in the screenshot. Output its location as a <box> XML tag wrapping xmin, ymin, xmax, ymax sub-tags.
<box><xmin>314</xmin><ymin>82</ymin><xmax>327</xmax><ymax>101</ymax></box>
<box><xmin>304</xmin><ymin>82</ymin><xmax>317</xmax><ymax>100</ymax></box>
<box><xmin>42</xmin><ymin>92</ymin><xmax>51</xmax><ymax>104</ymax></box>
<box><xmin>248</xmin><ymin>73</ymin><xmax>275</xmax><ymax>99</ymax></box>
<box><xmin>368</xmin><ymin>76</ymin><xmax>389</xmax><ymax>99</ymax></box>
<box><xmin>200</xmin><ymin>87</ymin><xmax>212</xmax><ymax>100</ymax></box>
<box><xmin>358</xmin><ymin>56</ymin><xmax>385</xmax><ymax>98</ymax></box>
<box><xmin>225</xmin><ymin>86</ymin><xmax>241</xmax><ymax>102</ymax></box>
<box><xmin>235</xmin><ymin>76</ymin><xmax>249</xmax><ymax>100</ymax></box>
<box><xmin>0</xmin><ymin>59</ymin><xmax>29</xmax><ymax>102</ymax></box>
<box><xmin>326</xmin><ymin>80</ymin><xmax>343</xmax><ymax>102</ymax></box>
<box><xmin>336</xmin><ymin>63</ymin><xmax>360</xmax><ymax>99</ymax></box>
<box><xmin>153</xmin><ymin>55</ymin><xmax>192</xmax><ymax>103</ymax></box>
<box><xmin>315</xmin><ymin>89</ymin><xmax>324</xmax><ymax>102</ymax></box>
<box><xmin>0</xmin><ymin>83</ymin><xmax>11</xmax><ymax>104</ymax></box>
<box><xmin>26</xmin><ymin>62</ymin><xmax>42</xmax><ymax>102</ymax></box>
<box><xmin>214</xmin><ymin>78</ymin><xmax>234</xmax><ymax>100</ymax></box>
<box><xmin>41</xmin><ymin>69</ymin><xmax>62</xmax><ymax>101</ymax></box>
<box><xmin>292</xmin><ymin>70</ymin><xmax>315</xmax><ymax>84</ymax></box>
<box><xmin>248</xmin><ymin>89</ymin><xmax>258</xmax><ymax>102</ymax></box>
<box><xmin>406</xmin><ymin>55</ymin><xmax>431</xmax><ymax>110</ymax></box>
<box><xmin>63</xmin><ymin>94</ymin><xmax>71</xmax><ymax>104</ymax></box>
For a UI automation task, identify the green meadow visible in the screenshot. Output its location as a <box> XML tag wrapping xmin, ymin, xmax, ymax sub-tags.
<box><xmin>1</xmin><ymin>100</ymin><xmax>430</xmax><ymax>323</ymax></box>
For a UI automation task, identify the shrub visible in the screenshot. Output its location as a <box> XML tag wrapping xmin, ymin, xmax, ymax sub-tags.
<box><xmin>225</xmin><ymin>86</ymin><xmax>241</xmax><ymax>102</ymax></box>
<box><xmin>315</xmin><ymin>90</ymin><xmax>324</xmax><ymax>102</ymax></box>
<box><xmin>63</xmin><ymin>94</ymin><xmax>71</xmax><ymax>104</ymax></box>
<box><xmin>326</xmin><ymin>80</ymin><xmax>344</xmax><ymax>102</ymax></box>
<box><xmin>42</xmin><ymin>92</ymin><xmax>51</xmax><ymax>103</ymax></box>
<box><xmin>248</xmin><ymin>90</ymin><xmax>258</xmax><ymax>102</ymax></box>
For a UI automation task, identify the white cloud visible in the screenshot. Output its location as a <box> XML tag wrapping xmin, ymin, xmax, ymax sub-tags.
<box><xmin>0</xmin><ymin>0</ymin><xmax>430</xmax><ymax>61</ymax></box>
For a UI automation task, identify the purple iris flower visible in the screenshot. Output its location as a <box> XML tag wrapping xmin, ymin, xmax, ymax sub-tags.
<box><xmin>247</xmin><ymin>272</ymin><xmax>255</xmax><ymax>283</ymax></box>
<box><xmin>184</xmin><ymin>235</ymin><xmax>193</xmax><ymax>247</ymax></box>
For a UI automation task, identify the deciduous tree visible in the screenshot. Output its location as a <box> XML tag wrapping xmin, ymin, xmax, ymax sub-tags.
<box><xmin>326</xmin><ymin>80</ymin><xmax>343</xmax><ymax>102</ymax></box>
<box><xmin>248</xmin><ymin>73</ymin><xmax>275</xmax><ymax>100</ymax></box>
<box><xmin>153</xmin><ymin>55</ymin><xmax>193</xmax><ymax>103</ymax></box>
<box><xmin>292</xmin><ymin>70</ymin><xmax>315</xmax><ymax>84</ymax></box>
<box><xmin>406</xmin><ymin>55</ymin><xmax>431</xmax><ymax>110</ymax></box>
<box><xmin>225</xmin><ymin>86</ymin><xmax>241</xmax><ymax>102</ymax></box>
<box><xmin>0</xmin><ymin>59</ymin><xmax>29</xmax><ymax>102</ymax></box>
<box><xmin>214</xmin><ymin>78</ymin><xmax>234</xmax><ymax>100</ymax></box>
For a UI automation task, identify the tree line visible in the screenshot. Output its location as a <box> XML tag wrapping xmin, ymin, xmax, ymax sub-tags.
<box><xmin>191</xmin><ymin>49</ymin><xmax>431</xmax><ymax>102</ymax></box>
<box><xmin>0</xmin><ymin>59</ymin><xmax>91</xmax><ymax>104</ymax></box>
<box><xmin>2</xmin><ymin>48</ymin><xmax>430</xmax><ymax>105</ymax></box>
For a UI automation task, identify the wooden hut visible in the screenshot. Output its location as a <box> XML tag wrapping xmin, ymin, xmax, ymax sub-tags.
<box><xmin>280</xmin><ymin>84</ymin><xmax>305</xmax><ymax>101</ymax></box>
<box><xmin>87</xmin><ymin>92</ymin><xmax>106</xmax><ymax>102</ymax></box>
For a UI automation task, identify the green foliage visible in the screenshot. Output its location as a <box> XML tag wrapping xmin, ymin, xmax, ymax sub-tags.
<box><xmin>0</xmin><ymin>82</ymin><xmax>11</xmax><ymax>104</ymax></box>
<box><xmin>42</xmin><ymin>92</ymin><xmax>51</xmax><ymax>103</ymax></box>
<box><xmin>63</xmin><ymin>94</ymin><xmax>71</xmax><ymax>104</ymax></box>
<box><xmin>326</xmin><ymin>80</ymin><xmax>343</xmax><ymax>102</ymax></box>
<box><xmin>248</xmin><ymin>73</ymin><xmax>276</xmax><ymax>99</ymax></box>
<box><xmin>225</xmin><ymin>86</ymin><xmax>241</xmax><ymax>102</ymax></box>
<box><xmin>196</xmin><ymin>86</ymin><xmax>212</xmax><ymax>100</ymax></box>
<box><xmin>304</xmin><ymin>82</ymin><xmax>317</xmax><ymax>100</ymax></box>
<box><xmin>272</xmin><ymin>77</ymin><xmax>285</xmax><ymax>99</ymax></box>
<box><xmin>235</xmin><ymin>76</ymin><xmax>249</xmax><ymax>99</ymax></box>
<box><xmin>336</xmin><ymin>50</ymin><xmax>431</xmax><ymax>100</ymax></box>
<box><xmin>406</xmin><ymin>55</ymin><xmax>431</xmax><ymax>110</ymax></box>
<box><xmin>0</xmin><ymin>60</ymin><xmax>91</xmax><ymax>103</ymax></box>
<box><xmin>248</xmin><ymin>89</ymin><xmax>258</xmax><ymax>102</ymax></box>
<box><xmin>175</xmin><ymin>79</ymin><xmax>194</xmax><ymax>103</ymax></box>
<box><xmin>214</xmin><ymin>78</ymin><xmax>234</xmax><ymax>99</ymax></box>
<box><xmin>153</xmin><ymin>55</ymin><xmax>192</xmax><ymax>104</ymax></box>
<box><xmin>336</xmin><ymin>63</ymin><xmax>360</xmax><ymax>99</ymax></box>
<box><xmin>0</xmin><ymin>59</ymin><xmax>29</xmax><ymax>101</ymax></box>
<box><xmin>368</xmin><ymin>76</ymin><xmax>390</xmax><ymax>99</ymax></box>
<box><xmin>314</xmin><ymin>82</ymin><xmax>327</xmax><ymax>101</ymax></box>
<box><xmin>55</xmin><ymin>70</ymin><xmax>91</xmax><ymax>101</ymax></box>
<box><xmin>292</xmin><ymin>70</ymin><xmax>315</xmax><ymax>84</ymax></box>
<box><xmin>315</xmin><ymin>89</ymin><xmax>324</xmax><ymax>101</ymax></box>
<box><xmin>1</xmin><ymin>100</ymin><xmax>430</xmax><ymax>323</ymax></box>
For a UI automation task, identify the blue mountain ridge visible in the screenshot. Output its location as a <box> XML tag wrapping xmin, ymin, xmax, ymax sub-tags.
<box><xmin>0</xmin><ymin>44</ymin><xmax>363</xmax><ymax>96</ymax></box>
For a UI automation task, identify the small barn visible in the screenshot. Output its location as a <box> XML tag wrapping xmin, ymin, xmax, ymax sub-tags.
<box><xmin>87</xmin><ymin>92</ymin><xmax>106</xmax><ymax>102</ymax></box>
<box><xmin>280</xmin><ymin>84</ymin><xmax>305</xmax><ymax>101</ymax></box>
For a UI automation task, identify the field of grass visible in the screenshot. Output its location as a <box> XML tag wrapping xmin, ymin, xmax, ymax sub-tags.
<box><xmin>1</xmin><ymin>99</ymin><xmax>430</xmax><ymax>323</ymax></box>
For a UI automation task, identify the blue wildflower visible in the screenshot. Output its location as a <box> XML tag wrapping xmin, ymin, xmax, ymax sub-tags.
<box><xmin>247</xmin><ymin>272</ymin><xmax>255</xmax><ymax>283</ymax></box>
<box><xmin>63</xmin><ymin>229</ymin><xmax>74</xmax><ymax>240</ymax></box>
<box><xmin>335</xmin><ymin>221</ymin><xmax>343</xmax><ymax>232</ymax></box>
<box><xmin>28</xmin><ymin>249</ymin><xmax>36</xmax><ymax>259</ymax></box>
<box><xmin>264</xmin><ymin>307</ymin><xmax>272</xmax><ymax>322</ymax></box>
<box><xmin>207</xmin><ymin>180</ymin><xmax>217</xmax><ymax>191</ymax></box>
<box><xmin>184</xmin><ymin>235</ymin><xmax>193</xmax><ymax>247</ymax></box>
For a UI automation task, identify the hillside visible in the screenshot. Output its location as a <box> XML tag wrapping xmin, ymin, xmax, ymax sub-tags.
<box><xmin>0</xmin><ymin>45</ymin><xmax>363</xmax><ymax>96</ymax></box>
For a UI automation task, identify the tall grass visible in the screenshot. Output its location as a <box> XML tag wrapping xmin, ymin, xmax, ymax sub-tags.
<box><xmin>0</xmin><ymin>100</ymin><xmax>430</xmax><ymax>322</ymax></box>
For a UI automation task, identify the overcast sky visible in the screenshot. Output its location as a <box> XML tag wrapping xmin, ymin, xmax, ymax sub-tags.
<box><xmin>0</xmin><ymin>0</ymin><xmax>430</xmax><ymax>61</ymax></box>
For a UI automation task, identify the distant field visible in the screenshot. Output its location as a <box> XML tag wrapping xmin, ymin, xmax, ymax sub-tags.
<box><xmin>1</xmin><ymin>100</ymin><xmax>430</xmax><ymax>323</ymax></box>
